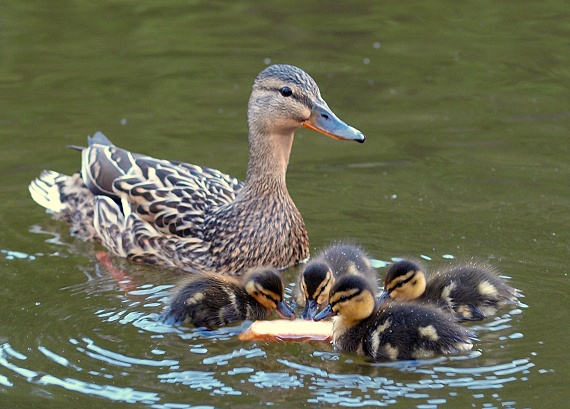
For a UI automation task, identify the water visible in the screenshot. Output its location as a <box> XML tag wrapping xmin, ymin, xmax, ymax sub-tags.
<box><xmin>1</xmin><ymin>1</ymin><xmax>568</xmax><ymax>408</ymax></box>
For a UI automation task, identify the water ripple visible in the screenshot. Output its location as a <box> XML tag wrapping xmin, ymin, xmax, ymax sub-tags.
<box><xmin>151</xmin><ymin>405</ymin><xmax>217</xmax><ymax>409</ymax></box>
<box><xmin>1</xmin><ymin>249</ymin><xmax>36</xmax><ymax>260</ymax></box>
<box><xmin>0</xmin><ymin>374</ymin><xmax>12</xmax><ymax>387</ymax></box>
<box><xmin>37</xmin><ymin>374</ymin><xmax>161</xmax><ymax>404</ymax></box>
<box><xmin>0</xmin><ymin>259</ymin><xmax>533</xmax><ymax>408</ymax></box>
<box><xmin>249</xmin><ymin>371</ymin><xmax>303</xmax><ymax>388</ymax></box>
<box><xmin>202</xmin><ymin>347</ymin><xmax>266</xmax><ymax>365</ymax></box>
<box><xmin>0</xmin><ymin>343</ymin><xmax>38</xmax><ymax>380</ymax></box>
<box><xmin>433</xmin><ymin>358</ymin><xmax>533</xmax><ymax>376</ymax></box>
<box><xmin>70</xmin><ymin>337</ymin><xmax>179</xmax><ymax>368</ymax></box>
<box><xmin>157</xmin><ymin>370</ymin><xmax>227</xmax><ymax>390</ymax></box>
<box><xmin>38</xmin><ymin>346</ymin><xmax>81</xmax><ymax>370</ymax></box>
<box><xmin>271</xmin><ymin>348</ymin><xmax>535</xmax><ymax>408</ymax></box>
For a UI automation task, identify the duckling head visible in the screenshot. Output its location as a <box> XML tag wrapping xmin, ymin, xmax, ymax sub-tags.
<box><xmin>300</xmin><ymin>261</ymin><xmax>334</xmax><ymax>320</ymax></box>
<box><xmin>244</xmin><ymin>268</ymin><xmax>295</xmax><ymax>319</ymax></box>
<box><xmin>313</xmin><ymin>275</ymin><xmax>376</xmax><ymax>325</ymax></box>
<box><xmin>379</xmin><ymin>260</ymin><xmax>427</xmax><ymax>303</ymax></box>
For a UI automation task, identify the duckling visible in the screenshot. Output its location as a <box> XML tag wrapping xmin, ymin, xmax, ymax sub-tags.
<box><xmin>160</xmin><ymin>267</ymin><xmax>295</xmax><ymax>328</ymax></box>
<box><xmin>29</xmin><ymin>64</ymin><xmax>366</xmax><ymax>274</ymax></box>
<box><xmin>314</xmin><ymin>274</ymin><xmax>473</xmax><ymax>361</ymax></box>
<box><xmin>379</xmin><ymin>259</ymin><xmax>518</xmax><ymax>320</ymax></box>
<box><xmin>296</xmin><ymin>243</ymin><xmax>377</xmax><ymax>319</ymax></box>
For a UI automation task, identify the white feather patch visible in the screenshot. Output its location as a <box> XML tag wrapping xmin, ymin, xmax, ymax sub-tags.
<box><xmin>28</xmin><ymin>170</ymin><xmax>68</xmax><ymax>213</ymax></box>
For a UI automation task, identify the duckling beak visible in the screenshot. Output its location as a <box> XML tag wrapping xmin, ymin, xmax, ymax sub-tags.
<box><xmin>377</xmin><ymin>290</ymin><xmax>391</xmax><ymax>304</ymax></box>
<box><xmin>313</xmin><ymin>304</ymin><xmax>335</xmax><ymax>321</ymax></box>
<box><xmin>303</xmin><ymin>101</ymin><xmax>366</xmax><ymax>143</ymax></box>
<box><xmin>275</xmin><ymin>300</ymin><xmax>295</xmax><ymax>320</ymax></box>
<box><xmin>301</xmin><ymin>299</ymin><xmax>319</xmax><ymax>320</ymax></box>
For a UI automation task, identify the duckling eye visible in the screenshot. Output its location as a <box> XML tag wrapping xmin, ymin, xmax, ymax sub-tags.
<box><xmin>279</xmin><ymin>86</ymin><xmax>293</xmax><ymax>97</ymax></box>
<box><xmin>395</xmin><ymin>281</ymin><xmax>404</xmax><ymax>288</ymax></box>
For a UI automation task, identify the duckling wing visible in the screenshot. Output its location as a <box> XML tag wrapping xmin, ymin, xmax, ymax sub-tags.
<box><xmin>362</xmin><ymin>303</ymin><xmax>473</xmax><ymax>360</ymax></box>
<box><xmin>426</xmin><ymin>264</ymin><xmax>517</xmax><ymax>320</ymax></box>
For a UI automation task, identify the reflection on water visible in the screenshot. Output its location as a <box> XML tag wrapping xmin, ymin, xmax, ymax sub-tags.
<box><xmin>2</xmin><ymin>0</ymin><xmax>568</xmax><ymax>407</ymax></box>
<box><xmin>0</xmin><ymin>256</ymin><xmax>533</xmax><ymax>408</ymax></box>
<box><xmin>37</xmin><ymin>375</ymin><xmax>162</xmax><ymax>405</ymax></box>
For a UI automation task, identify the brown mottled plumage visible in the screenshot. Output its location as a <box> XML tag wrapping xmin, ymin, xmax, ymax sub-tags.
<box><xmin>314</xmin><ymin>275</ymin><xmax>473</xmax><ymax>361</ymax></box>
<box><xmin>380</xmin><ymin>259</ymin><xmax>519</xmax><ymax>320</ymax></box>
<box><xmin>295</xmin><ymin>243</ymin><xmax>377</xmax><ymax>319</ymax></box>
<box><xmin>160</xmin><ymin>267</ymin><xmax>295</xmax><ymax>328</ymax></box>
<box><xmin>28</xmin><ymin>65</ymin><xmax>365</xmax><ymax>274</ymax></box>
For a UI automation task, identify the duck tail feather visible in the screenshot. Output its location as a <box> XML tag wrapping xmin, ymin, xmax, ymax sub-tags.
<box><xmin>88</xmin><ymin>131</ymin><xmax>114</xmax><ymax>146</ymax></box>
<box><xmin>28</xmin><ymin>170</ymin><xmax>69</xmax><ymax>213</ymax></box>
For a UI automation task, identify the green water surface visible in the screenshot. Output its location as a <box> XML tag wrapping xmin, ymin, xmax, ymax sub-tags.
<box><xmin>0</xmin><ymin>1</ymin><xmax>568</xmax><ymax>408</ymax></box>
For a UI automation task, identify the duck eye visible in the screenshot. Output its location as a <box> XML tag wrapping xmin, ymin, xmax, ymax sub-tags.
<box><xmin>279</xmin><ymin>86</ymin><xmax>293</xmax><ymax>97</ymax></box>
<box><xmin>395</xmin><ymin>282</ymin><xmax>404</xmax><ymax>288</ymax></box>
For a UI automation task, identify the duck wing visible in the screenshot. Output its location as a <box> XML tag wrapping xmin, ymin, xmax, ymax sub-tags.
<box><xmin>81</xmin><ymin>133</ymin><xmax>244</xmax><ymax>238</ymax></box>
<box><xmin>113</xmin><ymin>158</ymin><xmax>243</xmax><ymax>237</ymax></box>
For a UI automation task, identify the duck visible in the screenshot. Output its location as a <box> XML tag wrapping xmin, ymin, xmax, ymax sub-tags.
<box><xmin>160</xmin><ymin>267</ymin><xmax>295</xmax><ymax>328</ymax></box>
<box><xmin>314</xmin><ymin>274</ymin><xmax>473</xmax><ymax>361</ymax></box>
<box><xmin>295</xmin><ymin>243</ymin><xmax>377</xmax><ymax>319</ymax></box>
<box><xmin>379</xmin><ymin>259</ymin><xmax>518</xmax><ymax>320</ymax></box>
<box><xmin>29</xmin><ymin>64</ymin><xmax>366</xmax><ymax>274</ymax></box>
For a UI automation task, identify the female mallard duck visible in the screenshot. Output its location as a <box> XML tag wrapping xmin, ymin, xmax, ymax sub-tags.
<box><xmin>295</xmin><ymin>243</ymin><xmax>377</xmax><ymax>319</ymax></box>
<box><xmin>29</xmin><ymin>64</ymin><xmax>365</xmax><ymax>274</ymax></box>
<box><xmin>160</xmin><ymin>267</ymin><xmax>295</xmax><ymax>328</ymax></box>
<box><xmin>379</xmin><ymin>259</ymin><xmax>518</xmax><ymax>320</ymax></box>
<box><xmin>314</xmin><ymin>274</ymin><xmax>473</xmax><ymax>361</ymax></box>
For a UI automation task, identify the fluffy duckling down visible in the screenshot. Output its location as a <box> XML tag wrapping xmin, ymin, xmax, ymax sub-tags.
<box><xmin>380</xmin><ymin>259</ymin><xmax>519</xmax><ymax>320</ymax></box>
<box><xmin>315</xmin><ymin>274</ymin><xmax>473</xmax><ymax>361</ymax></box>
<box><xmin>296</xmin><ymin>243</ymin><xmax>377</xmax><ymax>319</ymax></box>
<box><xmin>160</xmin><ymin>267</ymin><xmax>294</xmax><ymax>328</ymax></box>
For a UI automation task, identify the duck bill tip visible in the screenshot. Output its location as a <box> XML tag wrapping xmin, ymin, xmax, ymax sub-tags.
<box><xmin>301</xmin><ymin>299</ymin><xmax>319</xmax><ymax>320</ymax></box>
<box><xmin>303</xmin><ymin>102</ymin><xmax>366</xmax><ymax>143</ymax></box>
<box><xmin>303</xmin><ymin>121</ymin><xmax>366</xmax><ymax>143</ymax></box>
<box><xmin>378</xmin><ymin>290</ymin><xmax>391</xmax><ymax>304</ymax></box>
<box><xmin>276</xmin><ymin>301</ymin><xmax>295</xmax><ymax>320</ymax></box>
<box><xmin>313</xmin><ymin>304</ymin><xmax>335</xmax><ymax>321</ymax></box>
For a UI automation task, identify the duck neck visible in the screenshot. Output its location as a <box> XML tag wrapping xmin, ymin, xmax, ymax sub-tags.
<box><xmin>243</xmin><ymin>127</ymin><xmax>294</xmax><ymax>193</ymax></box>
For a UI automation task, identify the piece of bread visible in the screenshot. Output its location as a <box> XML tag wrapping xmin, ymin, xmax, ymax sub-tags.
<box><xmin>239</xmin><ymin>319</ymin><xmax>333</xmax><ymax>342</ymax></box>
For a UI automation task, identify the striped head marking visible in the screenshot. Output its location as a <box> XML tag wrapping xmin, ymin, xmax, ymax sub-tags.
<box><xmin>244</xmin><ymin>268</ymin><xmax>284</xmax><ymax>309</ymax></box>
<box><xmin>244</xmin><ymin>268</ymin><xmax>295</xmax><ymax>318</ymax></box>
<box><xmin>329</xmin><ymin>275</ymin><xmax>376</xmax><ymax>324</ymax></box>
<box><xmin>384</xmin><ymin>260</ymin><xmax>426</xmax><ymax>301</ymax></box>
<box><xmin>302</xmin><ymin>261</ymin><xmax>333</xmax><ymax>305</ymax></box>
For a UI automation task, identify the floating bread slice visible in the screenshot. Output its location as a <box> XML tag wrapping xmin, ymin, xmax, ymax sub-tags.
<box><xmin>239</xmin><ymin>319</ymin><xmax>333</xmax><ymax>342</ymax></box>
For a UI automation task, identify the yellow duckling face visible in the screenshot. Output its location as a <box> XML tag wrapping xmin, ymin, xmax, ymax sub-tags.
<box><xmin>244</xmin><ymin>268</ymin><xmax>295</xmax><ymax>319</ymax></box>
<box><xmin>300</xmin><ymin>262</ymin><xmax>334</xmax><ymax>319</ymax></box>
<box><xmin>380</xmin><ymin>260</ymin><xmax>427</xmax><ymax>302</ymax></box>
<box><xmin>314</xmin><ymin>275</ymin><xmax>376</xmax><ymax>325</ymax></box>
